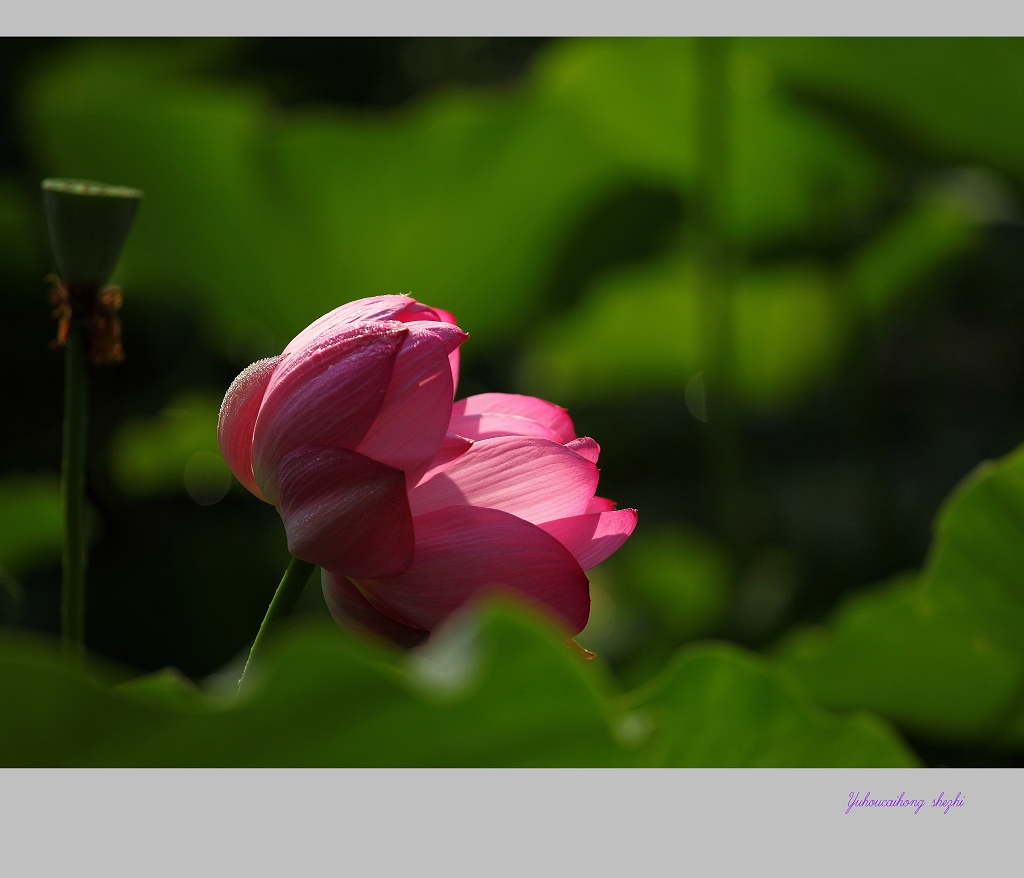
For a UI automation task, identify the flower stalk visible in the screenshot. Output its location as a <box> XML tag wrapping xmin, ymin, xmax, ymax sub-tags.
<box><xmin>60</xmin><ymin>323</ymin><xmax>88</xmax><ymax>660</ymax></box>
<box><xmin>42</xmin><ymin>178</ymin><xmax>142</xmax><ymax>661</ymax></box>
<box><xmin>238</xmin><ymin>556</ymin><xmax>316</xmax><ymax>693</ymax></box>
<box><xmin>693</xmin><ymin>38</ymin><xmax>749</xmax><ymax>553</ymax></box>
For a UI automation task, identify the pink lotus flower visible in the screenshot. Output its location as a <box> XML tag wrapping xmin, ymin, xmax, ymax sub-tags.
<box><xmin>220</xmin><ymin>295</ymin><xmax>637</xmax><ymax>649</ymax></box>
<box><xmin>218</xmin><ymin>295</ymin><xmax>466</xmax><ymax>578</ymax></box>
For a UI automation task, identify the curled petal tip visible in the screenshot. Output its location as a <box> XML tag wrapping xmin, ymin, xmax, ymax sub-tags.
<box><xmin>568</xmin><ymin>639</ymin><xmax>597</xmax><ymax>661</ymax></box>
<box><xmin>565</xmin><ymin>436</ymin><xmax>600</xmax><ymax>464</ymax></box>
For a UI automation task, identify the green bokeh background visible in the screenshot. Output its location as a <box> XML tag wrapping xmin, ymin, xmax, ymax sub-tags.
<box><xmin>3</xmin><ymin>37</ymin><xmax>1024</xmax><ymax>766</ymax></box>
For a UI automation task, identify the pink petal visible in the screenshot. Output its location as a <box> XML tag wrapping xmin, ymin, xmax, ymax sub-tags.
<box><xmin>448</xmin><ymin>347</ymin><xmax>461</xmax><ymax>395</ymax></box>
<box><xmin>322</xmin><ymin>570</ymin><xmax>428</xmax><ymax>648</ymax></box>
<box><xmin>539</xmin><ymin>508</ymin><xmax>638</xmax><ymax>571</ymax></box>
<box><xmin>217</xmin><ymin>355</ymin><xmax>282</xmax><ymax>503</ymax></box>
<box><xmin>408</xmin><ymin>320</ymin><xmax>467</xmax><ymax>357</ymax></box>
<box><xmin>418</xmin><ymin>433</ymin><xmax>474</xmax><ymax>485</ymax></box>
<box><xmin>410</xmin><ymin>436</ymin><xmax>599</xmax><ymax>525</ymax></box>
<box><xmin>355</xmin><ymin>330</ymin><xmax>458</xmax><ymax>486</ymax></box>
<box><xmin>277</xmin><ymin>445</ymin><xmax>415</xmax><ymax>578</ymax></box>
<box><xmin>587</xmin><ymin>496</ymin><xmax>617</xmax><ymax>513</ymax></box>
<box><xmin>392</xmin><ymin>300</ymin><xmax>456</xmax><ymax>326</ymax></box>
<box><xmin>565</xmin><ymin>437</ymin><xmax>600</xmax><ymax>463</ymax></box>
<box><xmin>391</xmin><ymin>299</ymin><xmax>452</xmax><ymax>323</ymax></box>
<box><xmin>252</xmin><ymin>324</ymin><xmax>406</xmax><ymax>502</ymax></box>
<box><xmin>353</xmin><ymin>506</ymin><xmax>591</xmax><ymax>634</ymax></box>
<box><xmin>283</xmin><ymin>295</ymin><xmax>417</xmax><ymax>355</ymax></box>
<box><xmin>429</xmin><ymin>308</ymin><xmax>462</xmax><ymax>391</ymax></box>
<box><xmin>451</xmin><ymin>393</ymin><xmax>576</xmax><ymax>443</ymax></box>
<box><xmin>448</xmin><ymin>412</ymin><xmax>565</xmax><ymax>443</ymax></box>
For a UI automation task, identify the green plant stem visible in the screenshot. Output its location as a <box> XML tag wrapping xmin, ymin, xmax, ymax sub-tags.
<box><xmin>61</xmin><ymin>323</ymin><xmax>88</xmax><ymax>661</ymax></box>
<box><xmin>238</xmin><ymin>556</ymin><xmax>316</xmax><ymax>693</ymax></box>
<box><xmin>694</xmin><ymin>37</ymin><xmax>748</xmax><ymax>554</ymax></box>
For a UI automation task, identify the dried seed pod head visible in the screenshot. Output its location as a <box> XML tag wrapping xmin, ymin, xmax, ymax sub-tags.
<box><xmin>42</xmin><ymin>178</ymin><xmax>142</xmax><ymax>290</ymax></box>
<box><xmin>42</xmin><ymin>179</ymin><xmax>142</xmax><ymax>366</ymax></box>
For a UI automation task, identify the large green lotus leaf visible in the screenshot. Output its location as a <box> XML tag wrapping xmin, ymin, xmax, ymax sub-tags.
<box><xmin>923</xmin><ymin>450</ymin><xmax>1024</xmax><ymax>641</ymax></box>
<box><xmin>774</xmin><ymin>575</ymin><xmax>1021</xmax><ymax>740</ymax></box>
<box><xmin>537</xmin><ymin>37</ymin><xmax>887</xmax><ymax>248</ymax></box>
<box><xmin>19</xmin><ymin>40</ymin><xmax>615</xmax><ymax>353</ymax></box>
<box><xmin>776</xmin><ymin>445</ymin><xmax>1024</xmax><ymax>742</ymax></box>
<box><xmin>755</xmin><ymin>38</ymin><xmax>1024</xmax><ymax>183</ymax></box>
<box><xmin>0</xmin><ymin>602</ymin><xmax>914</xmax><ymax>767</ymax></box>
<box><xmin>0</xmin><ymin>607</ymin><xmax>629</xmax><ymax>767</ymax></box>
<box><xmin>624</xmin><ymin>641</ymin><xmax>918</xmax><ymax>767</ymax></box>
<box><xmin>521</xmin><ymin>253</ymin><xmax>844</xmax><ymax>408</ymax></box>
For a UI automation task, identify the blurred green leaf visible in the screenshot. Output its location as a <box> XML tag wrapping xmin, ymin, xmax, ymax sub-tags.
<box><xmin>521</xmin><ymin>254</ymin><xmax>702</xmax><ymax>402</ymax></box>
<box><xmin>847</xmin><ymin>184</ymin><xmax>979</xmax><ymax>317</ymax></box>
<box><xmin>588</xmin><ymin>526</ymin><xmax>735</xmax><ymax>690</ymax></box>
<box><xmin>536</xmin><ymin>37</ymin><xmax>697</xmax><ymax>187</ymax></box>
<box><xmin>758</xmin><ymin>38</ymin><xmax>1024</xmax><ymax>184</ymax></box>
<box><xmin>0</xmin><ymin>602</ymin><xmax>914</xmax><ymax>767</ymax></box>
<box><xmin>0</xmin><ymin>179</ymin><xmax>39</xmax><ymax>281</ymax></box>
<box><xmin>114</xmin><ymin>667</ymin><xmax>224</xmax><ymax>713</ymax></box>
<box><xmin>109</xmin><ymin>391</ymin><xmax>230</xmax><ymax>502</ymax></box>
<box><xmin>776</xmin><ymin>444</ymin><xmax>1024</xmax><ymax>743</ymax></box>
<box><xmin>19</xmin><ymin>36</ymin><xmax>897</xmax><ymax>363</ymax></box>
<box><xmin>0</xmin><ymin>474</ymin><xmax>63</xmax><ymax>575</ymax></box>
<box><xmin>726</xmin><ymin>50</ymin><xmax>886</xmax><ymax>248</ymax></box>
<box><xmin>21</xmin><ymin>37</ymin><xmax>978</xmax><ymax>426</ymax></box>
<box><xmin>522</xmin><ymin>253</ymin><xmax>846</xmax><ymax>408</ymax></box>
<box><xmin>610</xmin><ymin>526</ymin><xmax>732</xmax><ymax>641</ymax></box>
<box><xmin>272</xmin><ymin>91</ymin><xmax>612</xmax><ymax>345</ymax></box>
<box><xmin>522</xmin><ymin>180</ymin><xmax>978</xmax><ymax>410</ymax></box>
<box><xmin>540</xmin><ymin>37</ymin><xmax>887</xmax><ymax>248</ymax></box>
<box><xmin>626</xmin><ymin>642</ymin><xmax>918</xmax><ymax>767</ymax></box>
<box><xmin>731</xmin><ymin>263</ymin><xmax>844</xmax><ymax>405</ymax></box>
